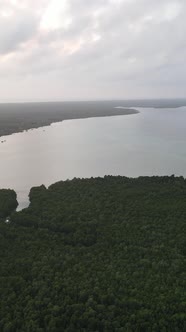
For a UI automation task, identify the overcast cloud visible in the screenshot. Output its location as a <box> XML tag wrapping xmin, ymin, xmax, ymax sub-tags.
<box><xmin>0</xmin><ymin>0</ymin><xmax>185</xmax><ymax>101</ymax></box>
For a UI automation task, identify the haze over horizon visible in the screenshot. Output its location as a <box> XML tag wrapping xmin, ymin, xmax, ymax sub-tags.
<box><xmin>0</xmin><ymin>0</ymin><xmax>185</xmax><ymax>102</ymax></box>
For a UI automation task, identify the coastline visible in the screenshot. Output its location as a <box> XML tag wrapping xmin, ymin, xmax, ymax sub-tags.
<box><xmin>0</xmin><ymin>109</ymin><xmax>139</xmax><ymax>139</ymax></box>
<box><xmin>0</xmin><ymin>101</ymin><xmax>139</xmax><ymax>138</ymax></box>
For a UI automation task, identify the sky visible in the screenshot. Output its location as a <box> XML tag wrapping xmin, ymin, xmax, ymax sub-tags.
<box><xmin>0</xmin><ymin>0</ymin><xmax>185</xmax><ymax>101</ymax></box>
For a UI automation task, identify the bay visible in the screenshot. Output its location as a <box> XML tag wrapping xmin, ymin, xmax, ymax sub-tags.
<box><xmin>0</xmin><ymin>106</ymin><xmax>186</xmax><ymax>210</ymax></box>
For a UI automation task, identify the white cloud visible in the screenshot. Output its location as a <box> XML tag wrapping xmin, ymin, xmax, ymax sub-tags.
<box><xmin>40</xmin><ymin>0</ymin><xmax>72</xmax><ymax>30</ymax></box>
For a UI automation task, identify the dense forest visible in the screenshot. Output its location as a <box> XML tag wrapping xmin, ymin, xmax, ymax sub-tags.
<box><xmin>0</xmin><ymin>189</ymin><xmax>18</xmax><ymax>219</ymax></box>
<box><xmin>0</xmin><ymin>176</ymin><xmax>186</xmax><ymax>331</ymax></box>
<box><xmin>0</xmin><ymin>101</ymin><xmax>138</xmax><ymax>137</ymax></box>
<box><xmin>1</xmin><ymin>99</ymin><xmax>186</xmax><ymax>137</ymax></box>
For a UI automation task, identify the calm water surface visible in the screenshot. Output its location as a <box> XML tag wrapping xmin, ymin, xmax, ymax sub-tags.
<box><xmin>1</xmin><ymin>107</ymin><xmax>186</xmax><ymax>209</ymax></box>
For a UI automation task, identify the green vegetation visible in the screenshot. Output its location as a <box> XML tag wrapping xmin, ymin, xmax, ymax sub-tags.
<box><xmin>0</xmin><ymin>101</ymin><xmax>138</xmax><ymax>137</ymax></box>
<box><xmin>0</xmin><ymin>100</ymin><xmax>186</xmax><ymax>137</ymax></box>
<box><xmin>0</xmin><ymin>189</ymin><xmax>18</xmax><ymax>219</ymax></box>
<box><xmin>0</xmin><ymin>176</ymin><xmax>186</xmax><ymax>331</ymax></box>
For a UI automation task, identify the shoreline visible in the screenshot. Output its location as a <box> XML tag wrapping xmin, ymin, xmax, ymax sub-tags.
<box><xmin>10</xmin><ymin>174</ymin><xmax>186</xmax><ymax>213</ymax></box>
<box><xmin>1</xmin><ymin>97</ymin><xmax>186</xmax><ymax>138</ymax></box>
<box><xmin>0</xmin><ymin>101</ymin><xmax>138</xmax><ymax>138</ymax></box>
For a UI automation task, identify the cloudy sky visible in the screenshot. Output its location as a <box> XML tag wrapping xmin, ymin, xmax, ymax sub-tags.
<box><xmin>0</xmin><ymin>0</ymin><xmax>185</xmax><ymax>101</ymax></box>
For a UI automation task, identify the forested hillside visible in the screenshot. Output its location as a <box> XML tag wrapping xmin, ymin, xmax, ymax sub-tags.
<box><xmin>0</xmin><ymin>176</ymin><xmax>186</xmax><ymax>331</ymax></box>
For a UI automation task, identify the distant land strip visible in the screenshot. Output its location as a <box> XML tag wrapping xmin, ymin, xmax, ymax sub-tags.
<box><xmin>0</xmin><ymin>101</ymin><xmax>139</xmax><ymax>137</ymax></box>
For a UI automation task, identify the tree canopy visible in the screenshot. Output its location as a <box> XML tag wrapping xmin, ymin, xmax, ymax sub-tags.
<box><xmin>0</xmin><ymin>189</ymin><xmax>18</xmax><ymax>219</ymax></box>
<box><xmin>0</xmin><ymin>176</ymin><xmax>186</xmax><ymax>331</ymax></box>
